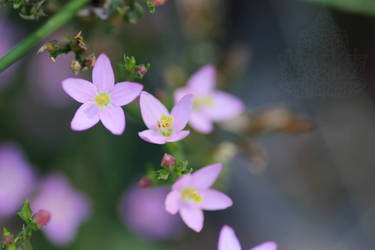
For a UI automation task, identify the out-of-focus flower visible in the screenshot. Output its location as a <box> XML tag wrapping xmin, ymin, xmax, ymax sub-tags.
<box><xmin>138</xmin><ymin>176</ymin><xmax>152</xmax><ymax>188</ymax></box>
<box><xmin>119</xmin><ymin>185</ymin><xmax>182</xmax><ymax>240</ymax></box>
<box><xmin>218</xmin><ymin>225</ymin><xmax>277</xmax><ymax>250</ymax></box>
<box><xmin>151</xmin><ymin>0</ymin><xmax>168</xmax><ymax>6</ymax></box>
<box><xmin>139</xmin><ymin>91</ymin><xmax>193</xmax><ymax>144</ymax></box>
<box><xmin>165</xmin><ymin>163</ymin><xmax>232</xmax><ymax>232</ymax></box>
<box><xmin>32</xmin><ymin>174</ymin><xmax>91</xmax><ymax>246</ymax></box>
<box><xmin>0</xmin><ymin>143</ymin><xmax>36</xmax><ymax>218</ymax></box>
<box><xmin>4</xmin><ymin>236</ymin><xmax>12</xmax><ymax>245</ymax></box>
<box><xmin>33</xmin><ymin>209</ymin><xmax>51</xmax><ymax>227</ymax></box>
<box><xmin>161</xmin><ymin>153</ymin><xmax>175</xmax><ymax>168</ymax></box>
<box><xmin>175</xmin><ymin>65</ymin><xmax>244</xmax><ymax>134</ymax></box>
<box><xmin>62</xmin><ymin>53</ymin><xmax>143</xmax><ymax>135</ymax></box>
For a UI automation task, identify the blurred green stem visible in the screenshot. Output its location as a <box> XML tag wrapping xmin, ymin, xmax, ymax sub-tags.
<box><xmin>165</xmin><ymin>142</ymin><xmax>184</xmax><ymax>160</ymax></box>
<box><xmin>23</xmin><ymin>239</ymin><xmax>33</xmax><ymax>250</ymax></box>
<box><xmin>0</xmin><ymin>0</ymin><xmax>90</xmax><ymax>73</ymax></box>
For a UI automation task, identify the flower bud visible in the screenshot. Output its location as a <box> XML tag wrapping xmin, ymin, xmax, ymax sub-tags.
<box><xmin>161</xmin><ymin>153</ymin><xmax>175</xmax><ymax>168</ymax></box>
<box><xmin>34</xmin><ymin>209</ymin><xmax>51</xmax><ymax>227</ymax></box>
<box><xmin>151</xmin><ymin>0</ymin><xmax>167</xmax><ymax>6</ymax></box>
<box><xmin>135</xmin><ymin>65</ymin><xmax>147</xmax><ymax>77</ymax></box>
<box><xmin>4</xmin><ymin>236</ymin><xmax>12</xmax><ymax>245</ymax></box>
<box><xmin>139</xmin><ymin>177</ymin><xmax>152</xmax><ymax>188</ymax></box>
<box><xmin>70</xmin><ymin>60</ymin><xmax>82</xmax><ymax>75</ymax></box>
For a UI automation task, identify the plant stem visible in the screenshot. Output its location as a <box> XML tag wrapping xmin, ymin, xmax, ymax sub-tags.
<box><xmin>0</xmin><ymin>0</ymin><xmax>90</xmax><ymax>73</ymax></box>
<box><xmin>23</xmin><ymin>239</ymin><xmax>33</xmax><ymax>250</ymax></box>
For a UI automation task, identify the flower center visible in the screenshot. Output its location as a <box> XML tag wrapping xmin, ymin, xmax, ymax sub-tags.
<box><xmin>181</xmin><ymin>188</ymin><xmax>202</xmax><ymax>203</ymax></box>
<box><xmin>193</xmin><ymin>96</ymin><xmax>213</xmax><ymax>109</ymax></box>
<box><xmin>95</xmin><ymin>92</ymin><xmax>111</xmax><ymax>108</ymax></box>
<box><xmin>157</xmin><ymin>114</ymin><xmax>174</xmax><ymax>137</ymax></box>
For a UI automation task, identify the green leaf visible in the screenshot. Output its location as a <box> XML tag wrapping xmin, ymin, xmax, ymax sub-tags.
<box><xmin>301</xmin><ymin>0</ymin><xmax>375</xmax><ymax>16</ymax></box>
<box><xmin>17</xmin><ymin>201</ymin><xmax>33</xmax><ymax>223</ymax></box>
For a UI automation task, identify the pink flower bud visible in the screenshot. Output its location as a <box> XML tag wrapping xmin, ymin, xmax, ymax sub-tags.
<box><xmin>34</xmin><ymin>209</ymin><xmax>51</xmax><ymax>227</ymax></box>
<box><xmin>139</xmin><ymin>177</ymin><xmax>152</xmax><ymax>188</ymax></box>
<box><xmin>161</xmin><ymin>154</ymin><xmax>175</xmax><ymax>168</ymax></box>
<box><xmin>135</xmin><ymin>65</ymin><xmax>147</xmax><ymax>76</ymax></box>
<box><xmin>4</xmin><ymin>236</ymin><xmax>12</xmax><ymax>245</ymax></box>
<box><xmin>151</xmin><ymin>0</ymin><xmax>167</xmax><ymax>6</ymax></box>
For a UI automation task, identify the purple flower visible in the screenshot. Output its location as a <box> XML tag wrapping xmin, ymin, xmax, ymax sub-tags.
<box><xmin>218</xmin><ymin>225</ymin><xmax>277</xmax><ymax>250</ymax></box>
<box><xmin>31</xmin><ymin>174</ymin><xmax>91</xmax><ymax>246</ymax></box>
<box><xmin>0</xmin><ymin>143</ymin><xmax>36</xmax><ymax>218</ymax></box>
<box><xmin>165</xmin><ymin>163</ymin><xmax>232</xmax><ymax>232</ymax></box>
<box><xmin>175</xmin><ymin>65</ymin><xmax>245</xmax><ymax>134</ymax></box>
<box><xmin>62</xmin><ymin>53</ymin><xmax>143</xmax><ymax>135</ymax></box>
<box><xmin>119</xmin><ymin>185</ymin><xmax>182</xmax><ymax>240</ymax></box>
<box><xmin>139</xmin><ymin>91</ymin><xmax>193</xmax><ymax>144</ymax></box>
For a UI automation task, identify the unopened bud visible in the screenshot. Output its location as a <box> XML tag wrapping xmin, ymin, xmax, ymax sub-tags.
<box><xmin>34</xmin><ymin>209</ymin><xmax>51</xmax><ymax>227</ymax></box>
<box><xmin>135</xmin><ymin>65</ymin><xmax>147</xmax><ymax>76</ymax></box>
<box><xmin>4</xmin><ymin>236</ymin><xmax>12</xmax><ymax>245</ymax></box>
<box><xmin>71</xmin><ymin>60</ymin><xmax>82</xmax><ymax>74</ymax></box>
<box><xmin>151</xmin><ymin>0</ymin><xmax>167</xmax><ymax>6</ymax></box>
<box><xmin>161</xmin><ymin>153</ymin><xmax>175</xmax><ymax>168</ymax></box>
<box><xmin>139</xmin><ymin>176</ymin><xmax>152</xmax><ymax>188</ymax></box>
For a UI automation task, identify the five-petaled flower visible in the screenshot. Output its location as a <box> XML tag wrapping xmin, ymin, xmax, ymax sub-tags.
<box><xmin>218</xmin><ymin>225</ymin><xmax>277</xmax><ymax>250</ymax></box>
<box><xmin>165</xmin><ymin>163</ymin><xmax>232</xmax><ymax>232</ymax></box>
<box><xmin>62</xmin><ymin>53</ymin><xmax>143</xmax><ymax>135</ymax></box>
<box><xmin>175</xmin><ymin>65</ymin><xmax>244</xmax><ymax>134</ymax></box>
<box><xmin>139</xmin><ymin>91</ymin><xmax>193</xmax><ymax>144</ymax></box>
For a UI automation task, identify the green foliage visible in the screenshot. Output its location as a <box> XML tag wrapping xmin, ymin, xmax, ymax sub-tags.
<box><xmin>301</xmin><ymin>0</ymin><xmax>375</xmax><ymax>16</ymax></box>
<box><xmin>0</xmin><ymin>0</ymin><xmax>47</xmax><ymax>20</ymax></box>
<box><xmin>120</xmin><ymin>53</ymin><xmax>150</xmax><ymax>81</ymax></box>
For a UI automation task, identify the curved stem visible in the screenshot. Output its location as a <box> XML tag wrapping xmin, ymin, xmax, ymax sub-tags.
<box><xmin>0</xmin><ymin>0</ymin><xmax>90</xmax><ymax>73</ymax></box>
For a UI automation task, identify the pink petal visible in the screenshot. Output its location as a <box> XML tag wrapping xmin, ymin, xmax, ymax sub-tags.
<box><xmin>250</xmin><ymin>242</ymin><xmax>277</xmax><ymax>250</ymax></box>
<box><xmin>165</xmin><ymin>130</ymin><xmax>190</xmax><ymax>143</ymax></box>
<box><xmin>199</xmin><ymin>189</ymin><xmax>233</xmax><ymax>211</ymax></box>
<box><xmin>189</xmin><ymin>112</ymin><xmax>214</xmax><ymax>134</ymax></box>
<box><xmin>179</xmin><ymin>207</ymin><xmax>204</xmax><ymax>232</ymax></box>
<box><xmin>203</xmin><ymin>91</ymin><xmax>244</xmax><ymax>121</ymax></box>
<box><xmin>62</xmin><ymin>78</ymin><xmax>97</xmax><ymax>103</ymax></box>
<box><xmin>71</xmin><ymin>102</ymin><xmax>100</xmax><ymax>131</ymax></box>
<box><xmin>165</xmin><ymin>190</ymin><xmax>181</xmax><ymax>215</ymax></box>
<box><xmin>187</xmin><ymin>65</ymin><xmax>216</xmax><ymax>95</ymax></box>
<box><xmin>172</xmin><ymin>174</ymin><xmax>193</xmax><ymax>191</ymax></box>
<box><xmin>218</xmin><ymin>225</ymin><xmax>242</xmax><ymax>250</ymax></box>
<box><xmin>140</xmin><ymin>91</ymin><xmax>169</xmax><ymax>129</ymax></box>
<box><xmin>111</xmin><ymin>82</ymin><xmax>143</xmax><ymax>106</ymax></box>
<box><xmin>171</xmin><ymin>94</ymin><xmax>193</xmax><ymax>132</ymax></box>
<box><xmin>92</xmin><ymin>54</ymin><xmax>115</xmax><ymax>92</ymax></box>
<box><xmin>174</xmin><ymin>87</ymin><xmax>190</xmax><ymax>103</ymax></box>
<box><xmin>99</xmin><ymin>105</ymin><xmax>125</xmax><ymax>135</ymax></box>
<box><xmin>191</xmin><ymin>163</ymin><xmax>222</xmax><ymax>189</ymax></box>
<box><xmin>138</xmin><ymin>129</ymin><xmax>167</xmax><ymax>144</ymax></box>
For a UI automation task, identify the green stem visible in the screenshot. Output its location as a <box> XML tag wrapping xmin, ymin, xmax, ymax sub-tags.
<box><xmin>23</xmin><ymin>239</ymin><xmax>33</xmax><ymax>250</ymax></box>
<box><xmin>0</xmin><ymin>0</ymin><xmax>90</xmax><ymax>72</ymax></box>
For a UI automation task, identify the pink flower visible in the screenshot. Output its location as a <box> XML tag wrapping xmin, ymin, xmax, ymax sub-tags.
<box><xmin>32</xmin><ymin>174</ymin><xmax>91</xmax><ymax>246</ymax></box>
<box><xmin>218</xmin><ymin>225</ymin><xmax>277</xmax><ymax>250</ymax></box>
<box><xmin>175</xmin><ymin>65</ymin><xmax>244</xmax><ymax>134</ymax></box>
<box><xmin>165</xmin><ymin>163</ymin><xmax>232</xmax><ymax>232</ymax></box>
<box><xmin>139</xmin><ymin>91</ymin><xmax>193</xmax><ymax>144</ymax></box>
<box><xmin>62</xmin><ymin>53</ymin><xmax>143</xmax><ymax>135</ymax></box>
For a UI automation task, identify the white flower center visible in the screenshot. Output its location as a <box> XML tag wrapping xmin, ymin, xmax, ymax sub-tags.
<box><xmin>157</xmin><ymin>114</ymin><xmax>174</xmax><ymax>137</ymax></box>
<box><xmin>181</xmin><ymin>188</ymin><xmax>202</xmax><ymax>203</ymax></box>
<box><xmin>193</xmin><ymin>96</ymin><xmax>213</xmax><ymax>110</ymax></box>
<box><xmin>95</xmin><ymin>92</ymin><xmax>111</xmax><ymax>108</ymax></box>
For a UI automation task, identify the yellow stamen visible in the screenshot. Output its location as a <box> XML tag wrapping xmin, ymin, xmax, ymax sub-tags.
<box><xmin>95</xmin><ymin>92</ymin><xmax>111</xmax><ymax>108</ymax></box>
<box><xmin>182</xmin><ymin>188</ymin><xmax>202</xmax><ymax>203</ymax></box>
<box><xmin>193</xmin><ymin>96</ymin><xmax>213</xmax><ymax>109</ymax></box>
<box><xmin>158</xmin><ymin>114</ymin><xmax>174</xmax><ymax>137</ymax></box>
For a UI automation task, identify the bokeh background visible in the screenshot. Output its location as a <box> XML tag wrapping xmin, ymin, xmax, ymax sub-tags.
<box><xmin>1</xmin><ymin>0</ymin><xmax>375</xmax><ymax>249</ymax></box>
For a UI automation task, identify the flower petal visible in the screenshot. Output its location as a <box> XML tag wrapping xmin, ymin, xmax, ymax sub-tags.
<box><xmin>172</xmin><ymin>174</ymin><xmax>193</xmax><ymax>191</ymax></box>
<box><xmin>165</xmin><ymin>190</ymin><xmax>181</xmax><ymax>215</ymax></box>
<box><xmin>99</xmin><ymin>105</ymin><xmax>125</xmax><ymax>135</ymax></box>
<box><xmin>189</xmin><ymin>112</ymin><xmax>213</xmax><ymax>134</ymax></box>
<box><xmin>199</xmin><ymin>189</ymin><xmax>233</xmax><ymax>211</ymax></box>
<box><xmin>62</xmin><ymin>78</ymin><xmax>97</xmax><ymax>103</ymax></box>
<box><xmin>179</xmin><ymin>207</ymin><xmax>204</xmax><ymax>232</ymax></box>
<box><xmin>138</xmin><ymin>129</ymin><xmax>167</xmax><ymax>144</ymax></box>
<box><xmin>191</xmin><ymin>163</ymin><xmax>222</xmax><ymax>189</ymax></box>
<box><xmin>171</xmin><ymin>94</ymin><xmax>193</xmax><ymax>132</ymax></box>
<box><xmin>140</xmin><ymin>91</ymin><xmax>169</xmax><ymax>129</ymax></box>
<box><xmin>71</xmin><ymin>102</ymin><xmax>100</xmax><ymax>131</ymax></box>
<box><xmin>111</xmin><ymin>82</ymin><xmax>143</xmax><ymax>106</ymax></box>
<box><xmin>166</xmin><ymin>130</ymin><xmax>190</xmax><ymax>143</ymax></box>
<box><xmin>250</xmin><ymin>242</ymin><xmax>278</xmax><ymax>250</ymax></box>
<box><xmin>174</xmin><ymin>87</ymin><xmax>190</xmax><ymax>103</ymax></box>
<box><xmin>92</xmin><ymin>54</ymin><xmax>115</xmax><ymax>91</ymax></box>
<box><xmin>218</xmin><ymin>225</ymin><xmax>242</xmax><ymax>250</ymax></box>
<box><xmin>203</xmin><ymin>91</ymin><xmax>244</xmax><ymax>121</ymax></box>
<box><xmin>187</xmin><ymin>65</ymin><xmax>216</xmax><ymax>95</ymax></box>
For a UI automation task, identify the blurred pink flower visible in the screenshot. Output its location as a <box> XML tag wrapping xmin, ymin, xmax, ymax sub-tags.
<box><xmin>139</xmin><ymin>91</ymin><xmax>193</xmax><ymax>144</ymax></box>
<box><xmin>175</xmin><ymin>65</ymin><xmax>245</xmax><ymax>134</ymax></box>
<box><xmin>165</xmin><ymin>163</ymin><xmax>232</xmax><ymax>232</ymax></box>
<box><xmin>0</xmin><ymin>143</ymin><xmax>36</xmax><ymax>218</ymax></box>
<box><xmin>62</xmin><ymin>53</ymin><xmax>143</xmax><ymax>135</ymax></box>
<box><xmin>119</xmin><ymin>185</ymin><xmax>182</xmax><ymax>240</ymax></box>
<box><xmin>32</xmin><ymin>174</ymin><xmax>91</xmax><ymax>246</ymax></box>
<box><xmin>218</xmin><ymin>225</ymin><xmax>277</xmax><ymax>250</ymax></box>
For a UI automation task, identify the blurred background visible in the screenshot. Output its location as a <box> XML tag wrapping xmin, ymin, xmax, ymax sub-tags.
<box><xmin>1</xmin><ymin>0</ymin><xmax>375</xmax><ymax>249</ymax></box>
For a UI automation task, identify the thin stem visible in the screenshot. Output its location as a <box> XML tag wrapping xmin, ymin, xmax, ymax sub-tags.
<box><xmin>23</xmin><ymin>239</ymin><xmax>33</xmax><ymax>250</ymax></box>
<box><xmin>0</xmin><ymin>0</ymin><xmax>90</xmax><ymax>72</ymax></box>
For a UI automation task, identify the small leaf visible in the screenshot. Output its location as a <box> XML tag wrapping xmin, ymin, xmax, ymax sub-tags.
<box><xmin>17</xmin><ymin>201</ymin><xmax>33</xmax><ymax>223</ymax></box>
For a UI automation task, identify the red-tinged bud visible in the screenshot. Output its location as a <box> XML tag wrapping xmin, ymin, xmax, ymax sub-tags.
<box><xmin>135</xmin><ymin>65</ymin><xmax>147</xmax><ymax>76</ymax></box>
<box><xmin>139</xmin><ymin>177</ymin><xmax>152</xmax><ymax>188</ymax></box>
<box><xmin>4</xmin><ymin>236</ymin><xmax>12</xmax><ymax>245</ymax></box>
<box><xmin>151</xmin><ymin>0</ymin><xmax>167</xmax><ymax>6</ymax></box>
<box><xmin>161</xmin><ymin>153</ymin><xmax>175</xmax><ymax>168</ymax></box>
<box><xmin>34</xmin><ymin>209</ymin><xmax>51</xmax><ymax>227</ymax></box>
